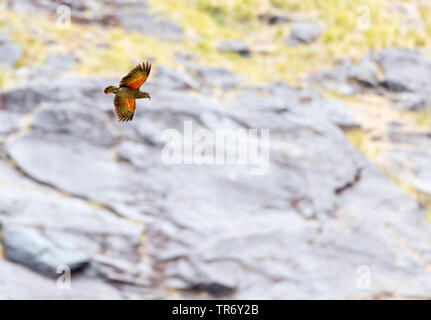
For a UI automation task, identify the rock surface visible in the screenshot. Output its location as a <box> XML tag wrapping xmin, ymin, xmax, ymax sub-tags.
<box><xmin>258</xmin><ymin>12</ymin><xmax>292</xmax><ymax>25</ymax></box>
<box><xmin>217</xmin><ymin>40</ymin><xmax>251</xmax><ymax>57</ymax></box>
<box><xmin>0</xmin><ymin>259</ymin><xmax>123</xmax><ymax>299</ymax></box>
<box><xmin>308</xmin><ymin>55</ymin><xmax>379</xmax><ymax>96</ymax></box>
<box><xmin>309</xmin><ymin>48</ymin><xmax>431</xmax><ymax>250</ymax></box>
<box><xmin>0</xmin><ymin>61</ymin><xmax>430</xmax><ymax>299</ymax></box>
<box><xmin>287</xmin><ymin>21</ymin><xmax>324</xmax><ymax>46</ymax></box>
<box><xmin>3</xmin><ymin>226</ymin><xmax>90</xmax><ymax>276</ymax></box>
<box><xmin>189</xmin><ymin>66</ymin><xmax>243</xmax><ymax>89</ymax></box>
<box><xmin>1</xmin><ymin>0</ymin><xmax>431</xmax><ymax>300</ymax></box>
<box><xmin>0</xmin><ymin>34</ymin><xmax>22</xmax><ymax>68</ymax></box>
<box><xmin>309</xmin><ymin>48</ymin><xmax>431</xmax><ymax>111</ymax></box>
<box><xmin>114</xmin><ymin>6</ymin><xmax>183</xmax><ymax>41</ymax></box>
<box><xmin>376</xmin><ymin>48</ymin><xmax>431</xmax><ymax>93</ymax></box>
<box><xmin>3</xmin><ymin>0</ymin><xmax>183</xmax><ymax>40</ymax></box>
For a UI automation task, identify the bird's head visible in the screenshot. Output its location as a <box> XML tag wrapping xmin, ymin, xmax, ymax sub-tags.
<box><xmin>104</xmin><ymin>86</ymin><xmax>119</xmax><ymax>94</ymax></box>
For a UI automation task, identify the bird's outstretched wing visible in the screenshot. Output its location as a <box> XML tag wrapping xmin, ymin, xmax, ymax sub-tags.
<box><xmin>119</xmin><ymin>61</ymin><xmax>151</xmax><ymax>90</ymax></box>
<box><xmin>114</xmin><ymin>95</ymin><xmax>135</xmax><ymax>121</ymax></box>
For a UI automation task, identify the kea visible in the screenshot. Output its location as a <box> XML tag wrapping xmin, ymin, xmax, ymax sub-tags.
<box><xmin>104</xmin><ymin>61</ymin><xmax>151</xmax><ymax>121</ymax></box>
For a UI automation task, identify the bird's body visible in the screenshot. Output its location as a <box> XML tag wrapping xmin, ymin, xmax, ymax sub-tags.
<box><xmin>105</xmin><ymin>86</ymin><xmax>149</xmax><ymax>99</ymax></box>
<box><xmin>104</xmin><ymin>61</ymin><xmax>151</xmax><ymax>121</ymax></box>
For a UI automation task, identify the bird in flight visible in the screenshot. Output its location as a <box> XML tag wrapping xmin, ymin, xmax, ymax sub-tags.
<box><xmin>104</xmin><ymin>61</ymin><xmax>151</xmax><ymax>121</ymax></box>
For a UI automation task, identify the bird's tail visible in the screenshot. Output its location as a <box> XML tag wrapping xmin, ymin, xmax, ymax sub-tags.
<box><xmin>104</xmin><ymin>86</ymin><xmax>118</xmax><ymax>94</ymax></box>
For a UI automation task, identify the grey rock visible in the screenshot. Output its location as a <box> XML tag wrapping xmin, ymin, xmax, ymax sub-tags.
<box><xmin>395</xmin><ymin>92</ymin><xmax>426</xmax><ymax>111</ymax></box>
<box><xmin>0</xmin><ymin>161</ymin><xmax>144</xmax><ymax>239</ymax></box>
<box><xmin>0</xmin><ymin>85</ymin><xmax>50</xmax><ymax>114</ymax></box>
<box><xmin>308</xmin><ymin>56</ymin><xmax>378</xmax><ymax>95</ymax></box>
<box><xmin>0</xmin><ymin>259</ymin><xmax>123</xmax><ymax>299</ymax></box>
<box><xmin>307</xmin><ymin>96</ymin><xmax>359</xmax><ymax>130</ymax></box>
<box><xmin>115</xmin><ymin>7</ymin><xmax>183</xmax><ymax>41</ymax></box>
<box><xmin>4</xmin><ymin>0</ymin><xmax>182</xmax><ymax>41</ymax></box>
<box><xmin>35</xmin><ymin>54</ymin><xmax>78</xmax><ymax>79</ymax></box>
<box><xmin>2</xmin><ymin>226</ymin><xmax>90</xmax><ymax>276</ymax></box>
<box><xmin>116</xmin><ymin>141</ymin><xmax>157</xmax><ymax>169</ymax></box>
<box><xmin>227</xmin><ymin>82</ymin><xmax>359</xmax><ymax>130</ymax></box>
<box><xmin>153</xmin><ymin>66</ymin><xmax>201</xmax><ymax>91</ymax></box>
<box><xmin>0</xmin><ymin>158</ymin><xmax>146</xmax><ymax>288</ymax></box>
<box><xmin>310</xmin><ymin>49</ymin><xmax>431</xmax><ymax>110</ymax></box>
<box><xmin>287</xmin><ymin>22</ymin><xmax>324</xmax><ymax>46</ymax></box>
<box><xmin>308</xmin><ymin>61</ymin><xmax>357</xmax><ymax>96</ymax></box>
<box><xmin>383</xmin><ymin>123</ymin><xmax>431</xmax><ymax>200</ymax></box>
<box><xmin>1</xmin><ymin>68</ymin><xmax>431</xmax><ymax>299</ymax></box>
<box><xmin>0</xmin><ymin>74</ymin><xmax>117</xmax><ymax>114</ymax></box>
<box><xmin>191</xmin><ymin>67</ymin><xmax>242</xmax><ymax>89</ymax></box>
<box><xmin>0</xmin><ymin>35</ymin><xmax>22</xmax><ymax>68</ymax></box>
<box><xmin>175</xmin><ymin>51</ymin><xmax>198</xmax><ymax>63</ymax></box>
<box><xmin>376</xmin><ymin>48</ymin><xmax>431</xmax><ymax>93</ymax></box>
<box><xmin>384</xmin><ymin>148</ymin><xmax>431</xmax><ymax>195</ymax></box>
<box><xmin>31</xmin><ymin>104</ymin><xmax>118</xmax><ymax>148</ymax></box>
<box><xmin>0</xmin><ymin>110</ymin><xmax>21</xmax><ymax>137</ymax></box>
<box><xmin>387</xmin><ymin>127</ymin><xmax>431</xmax><ymax>146</ymax></box>
<box><xmin>217</xmin><ymin>40</ymin><xmax>251</xmax><ymax>57</ymax></box>
<box><xmin>318</xmin><ymin>49</ymin><xmax>431</xmax><ymax>110</ymax></box>
<box><xmin>347</xmin><ymin>56</ymin><xmax>379</xmax><ymax>88</ymax></box>
<box><xmin>258</xmin><ymin>13</ymin><xmax>292</xmax><ymax>25</ymax></box>
<box><xmin>93</xmin><ymin>255</ymin><xmax>152</xmax><ymax>286</ymax></box>
<box><xmin>4</xmin><ymin>134</ymin><xmax>148</xmax><ymax>220</ymax></box>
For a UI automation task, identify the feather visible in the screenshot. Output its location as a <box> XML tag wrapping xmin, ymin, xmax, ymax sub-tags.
<box><xmin>119</xmin><ymin>61</ymin><xmax>152</xmax><ymax>90</ymax></box>
<box><xmin>114</xmin><ymin>95</ymin><xmax>135</xmax><ymax>122</ymax></box>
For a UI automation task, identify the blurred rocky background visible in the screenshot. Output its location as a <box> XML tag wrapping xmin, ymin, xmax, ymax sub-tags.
<box><xmin>1</xmin><ymin>0</ymin><xmax>431</xmax><ymax>299</ymax></box>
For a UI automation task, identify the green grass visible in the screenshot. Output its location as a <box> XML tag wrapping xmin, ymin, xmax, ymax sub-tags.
<box><xmin>387</xmin><ymin>172</ymin><xmax>431</xmax><ymax>223</ymax></box>
<box><xmin>346</xmin><ymin>129</ymin><xmax>364</xmax><ymax>149</ymax></box>
<box><xmin>0</xmin><ymin>69</ymin><xmax>13</xmax><ymax>89</ymax></box>
<box><xmin>416</xmin><ymin>111</ymin><xmax>431</xmax><ymax>127</ymax></box>
<box><xmin>75</xmin><ymin>30</ymin><xmax>180</xmax><ymax>76</ymax></box>
<box><xmin>1</xmin><ymin>0</ymin><xmax>431</xmax><ymax>86</ymax></box>
<box><xmin>147</xmin><ymin>0</ymin><xmax>431</xmax><ymax>84</ymax></box>
<box><xmin>0</xmin><ymin>12</ymin><xmax>47</xmax><ymax>69</ymax></box>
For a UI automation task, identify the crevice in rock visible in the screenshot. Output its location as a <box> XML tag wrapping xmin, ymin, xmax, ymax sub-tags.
<box><xmin>204</xmin><ymin>256</ymin><xmax>288</xmax><ymax>282</ymax></box>
<box><xmin>0</xmin><ymin>230</ymin><xmax>4</xmax><ymax>259</ymax></box>
<box><xmin>334</xmin><ymin>167</ymin><xmax>363</xmax><ymax>195</ymax></box>
<box><xmin>1</xmin><ymin>146</ymin><xmax>136</xmax><ymax>223</ymax></box>
<box><xmin>185</xmin><ymin>282</ymin><xmax>237</xmax><ymax>298</ymax></box>
<box><xmin>386</xmin><ymin>223</ymin><xmax>431</xmax><ymax>271</ymax></box>
<box><xmin>1</xmin><ymin>222</ymin><xmax>136</xmax><ymax>238</ymax></box>
<box><xmin>160</xmin><ymin>253</ymin><xmax>288</xmax><ymax>284</ymax></box>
